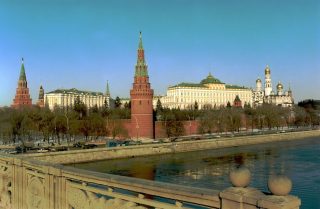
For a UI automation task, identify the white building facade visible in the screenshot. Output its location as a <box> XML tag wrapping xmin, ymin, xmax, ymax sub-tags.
<box><xmin>253</xmin><ymin>65</ymin><xmax>294</xmax><ymax>107</ymax></box>
<box><xmin>160</xmin><ymin>73</ymin><xmax>253</xmax><ymax>109</ymax></box>
<box><xmin>45</xmin><ymin>88</ymin><xmax>110</xmax><ymax>110</ymax></box>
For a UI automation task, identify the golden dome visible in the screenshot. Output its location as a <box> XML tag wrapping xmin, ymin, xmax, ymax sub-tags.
<box><xmin>277</xmin><ymin>82</ymin><xmax>283</xmax><ymax>89</ymax></box>
<box><xmin>265</xmin><ymin>65</ymin><xmax>271</xmax><ymax>74</ymax></box>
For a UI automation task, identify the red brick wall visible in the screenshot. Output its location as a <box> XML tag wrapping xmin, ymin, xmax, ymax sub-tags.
<box><xmin>114</xmin><ymin>119</ymin><xmax>200</xmax><ymax>139</ymax></box>
<box><xmin>115</xmin><ymin>114</ymin><xmax>290</xmax><ymax>140</ymax></box>
<box><xmin>154</xmin><ymin>120</ymin><xmax>200</xmax><ymax>138</ymax></box>
<box><xmin>121</xmin><ymin>119</ymin><xmax>132</xmax><ymax>137</ymax></box>
<box><xmin>154</xmin><ymin>121</ymin><xmax>166</xmax><ymax>138</ymax></box>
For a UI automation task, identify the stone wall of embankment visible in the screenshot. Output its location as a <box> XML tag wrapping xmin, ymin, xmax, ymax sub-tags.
<box><xmin>24</xmin><ymin>130</ymin><xmax>320</xmax><ymax>164</ymax></box>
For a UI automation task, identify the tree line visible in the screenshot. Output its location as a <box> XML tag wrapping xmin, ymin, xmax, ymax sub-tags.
<box><xmin>155</xmin><ymin>99</ymin><xmax>320</xmax><ymax>137</ymax></box>
<box><xmin>0</xmin><ymin>96</ymin><xmax>130</xmax><ymax>145</ymax></box>
<box><xmin>0</xmin><ymin>97</ymin><xmax>319</xmax><ymax>144</ymax></box>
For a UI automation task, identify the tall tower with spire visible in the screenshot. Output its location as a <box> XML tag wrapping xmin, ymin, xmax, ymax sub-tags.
<box><xmin>264</xmin><ymin>65</ymin><xmax>273</xmax><ymax>96</ymax></box>
<box><xmin>37</xmin><ymin>85</ymin><xmax>45</xmax><ymax>108</ymax></box>
<box><xmin>12</xmin><ymin>58</ymin><xmax>32</xmax><ymax>108</ymax></box>
<box><xmin>104</xmin><ymin>80</ymin><xmax>111</xmax><ymax>108</ymax></box>
<box><xmin>130</xmin><ymin>32</ymin><xmax>154</xmax><ymax>139</ymax></box>
<box><xmin>106</xmin><ymin>80</ymin><xmax>110</xmax><ymax>97</ymax></box>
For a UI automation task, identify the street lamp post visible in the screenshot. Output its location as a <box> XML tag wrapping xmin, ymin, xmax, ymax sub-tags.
<box><xmin>64</xmin><ymin>110</ymin><xmax>70</xmax><ymax>148</ymax></box>
<box><xmin>187</xmin><ymin>115</ymin><xmax>191</xmax><ymax>135</ymax></box>
<box><xmin>133</xmin><ymin>115</ymin><xmax>139</xmax><ymax>140</ymax></box>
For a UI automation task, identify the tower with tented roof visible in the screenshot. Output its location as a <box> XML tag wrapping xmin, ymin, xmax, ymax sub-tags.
<box><xmin>12</xmin><ymin>58</ymin><xmax>32</xmax><ymax>108</ymax></box>
<box><xmin>130</xmin><ymin>32</ymin><xmax>154</xmax><ymax>139</ymax></box>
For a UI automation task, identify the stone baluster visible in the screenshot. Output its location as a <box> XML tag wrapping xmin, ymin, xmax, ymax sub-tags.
<box><xmin>12</xmin><ymin>158</ymin><xmax>25</xmax><ymax>209</ymax></box>
<box><xmin>220</xmin><ymin>167</ymin><xmax>301</xmax><ymax>209</ymax></box>
<box><xmin>257</xmin><ymin>175</ymin><xmax>301</xmax><ymax>209</ymax></box>
<box><xmin>220</xmin><ymin>167</ymin><xmax>265</xmax><ymax>209</ymax></box>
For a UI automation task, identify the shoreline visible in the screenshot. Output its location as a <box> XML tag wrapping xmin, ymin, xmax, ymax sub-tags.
<box><xmin>23</xmin><ymin>129</ymin><xmax>320</xmax><ymax>164</ymax></box>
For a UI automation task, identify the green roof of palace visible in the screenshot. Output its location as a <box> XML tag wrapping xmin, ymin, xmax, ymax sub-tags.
<box><xmin>46</xmin><ymin>88</ymin><xmax>104</xmax><ymax>96</ymax></box>
<box><xmin>200</xmin><ymin>73</ymin><xmax>224</xmax><ymax>84</ymax></box>
<box><xmin>171</xmin><ymin>82</ymin><xmax>205</xmax><ymax>88</ymax></box>
<box><xmin>225</xmin><ymin>84</ymin><xmax>248</xmax><ymax>89</ymax></box>
<box><xmin>169</xmin><ymin>73</ymin><xmax>249</xmax><ymax>89</ymax></box>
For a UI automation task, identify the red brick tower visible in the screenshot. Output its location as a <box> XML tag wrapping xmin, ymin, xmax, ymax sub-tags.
<box><xmin>12</xmin><ymin>58</ymin><xmax>32</xmax><ymax>108</ymax></box>
<box><xmin>233</xmin><ymin>95</ymin><xmax>242</xmax><ymax>107</ymax></box>
<box><xmin>130</xmin><ymin>32</ymin><xmax>154</xmax><ymax>139</ymax></box>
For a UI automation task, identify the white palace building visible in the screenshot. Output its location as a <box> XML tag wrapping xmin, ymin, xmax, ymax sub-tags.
<box><xmin>159</xmin><ymin>73</ymin><xmax>253</xmax><ymax>109</ymax></box>
<box><xmin>44</xmin><ymin>82</ymin><xmax>111</xmax><ymax>110</ymax></box>
<box><xmin>157</xmin><ymin>66</ymin><xmax>294</xmax><ymax>110</ymax></box>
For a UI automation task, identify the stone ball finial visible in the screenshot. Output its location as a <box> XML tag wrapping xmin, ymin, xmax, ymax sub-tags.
<box><xmin>268</xmin><ymin>175</ymin><xmax>292</xmax><ymax>196</ymax></box>
<box><xmin>229</xmin><ymin>166</ymin><xmax>251</xmax><ymax>187</ymax></box>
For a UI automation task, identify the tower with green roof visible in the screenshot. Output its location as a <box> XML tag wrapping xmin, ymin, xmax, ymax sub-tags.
<box><xmin>130</xmin><ymin>32</ymin><xmax>154</xmax><ymax>139</ymax></box>
<box><xmin>135</xmin><ymin>31</ymin><xmax>149</xmax><ymax>77</ymax></box>
<box><xmin>233</xmin><ymin>95</ymin><xmax>242</xmax><ymax>107</ymax></box>
<box><xmin>105</xmin><ymin>80</ymin><xmax>110</xmax><ymax>97</ymax></box>
<box><xmin>12</xmin><ymin>58</ymin><xmax>32</xmax><ymax>108</ymax></box>
<box><xmin>104</xmin><ymin>80</ymin><xmax>111</xmax><ymax>108</ymax></box>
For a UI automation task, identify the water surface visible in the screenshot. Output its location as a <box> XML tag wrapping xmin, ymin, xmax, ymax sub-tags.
<box><xmin>73</xmin><ymin>136</ymin><xmax>320</xmax><ymax>209</ymax></box>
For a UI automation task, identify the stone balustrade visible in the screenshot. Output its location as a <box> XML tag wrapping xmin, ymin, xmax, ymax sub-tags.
<box><xmin>0</xmin><ymin>153</ymin><xmax>301</xmax><ymax>209</ymax></box>
<box><xmin>220</xmin><ymin>167</ymin><xmax>301</xmax><ymax>209</ymax></box>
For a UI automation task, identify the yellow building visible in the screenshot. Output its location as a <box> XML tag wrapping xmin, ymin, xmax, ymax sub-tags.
<box><xmin>45</xmin><ymin>88</ymin><xmax>110</xmax><ymax>110</ymax></box>
<box><xmin>161</xmin><ymin>73</ymin><xmax>252</xmax><ymax>109</ymax></box>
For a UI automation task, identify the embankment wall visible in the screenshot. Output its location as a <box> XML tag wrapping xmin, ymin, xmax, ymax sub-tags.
<box><xmin>24</xmin><ymin>130</ymin><xmax>320</xmax><ymax>164</ymax></box>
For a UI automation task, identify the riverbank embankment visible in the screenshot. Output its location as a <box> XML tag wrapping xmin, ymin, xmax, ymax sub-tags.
<box><xmin>23</xmin><ymin>129</ymin><xmax>320</xmax><ymax>164</ymax></box>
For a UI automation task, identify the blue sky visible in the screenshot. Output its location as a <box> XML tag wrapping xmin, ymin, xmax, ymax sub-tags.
<box><xmin>0</xmin><ymin>0</ymin><xmax>319</xmax><ymax>106</ymax></box>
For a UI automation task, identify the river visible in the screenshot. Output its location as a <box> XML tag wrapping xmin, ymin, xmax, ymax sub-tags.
<box><xmin>72</xmin><ymin>136</ymin><xmax>320</xmax><ymax>209</ymax></box>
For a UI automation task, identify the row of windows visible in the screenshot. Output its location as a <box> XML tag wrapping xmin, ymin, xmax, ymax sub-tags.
<box><xmin>169</xmin><ymin>95</ymin><xmax>251</xmax><ymax>101</ymax></box>
<box><xmin>46</xmin><ymin>95</ymin><xmax>106</xmax><ymax>99</ymax></box>
<box><xmin>178</xmin><ymin>98</ymin><xmax>252</xmax><ymax>103</ymax></box>
<box><xmin>46</xmin><ymin>97</ymin><xmax>107</xmax><ymax>109</ymax></box>
<box><xmin>168</xmin><ymin>91</ymin><xmax>251</xmax><ymax>98</ymax></box>
<box><xmin>132</xmin><ymin>100</ymin><xmax>151</xmax><ymax>105</ymax></box>
<box><xmin>15</xmin><ymin>95</ymin><xmax>30</xmax><ymax>99</ymax></box>
<box><xmin>17</xmin><ymin>90</ymin><xmax>29</xmax><ymax>95</ymax></box>
<box><xmin>167</xmin><ymin>102</ymin><xmax>249</xmax><ymax>109</ymax></box>
<box><xmin>175</xmin><ymin>95</ymin><xmax>252</xmax><ymax>100</ymax></box>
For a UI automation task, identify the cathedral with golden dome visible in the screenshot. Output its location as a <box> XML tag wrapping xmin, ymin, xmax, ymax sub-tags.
<box><xmin>252</xmin><ymin>65</ymin><xmax>294</xmax><ymax>107</ymax></box>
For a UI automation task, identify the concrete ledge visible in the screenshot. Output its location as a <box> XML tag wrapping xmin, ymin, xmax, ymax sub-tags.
<box><xmin>220</xmin><ymin>187</ymin><xmax>265</xmax><ymax>209</ymax></box>
<box><xmin>258</xmin><ymin>195</ymin><xmax>301</xmax><ymax>209</ymax></box>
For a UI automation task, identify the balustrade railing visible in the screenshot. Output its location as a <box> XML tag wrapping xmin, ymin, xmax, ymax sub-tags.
<box><xmin>0</xmin><ymin>153</ymin><xmax>301</xmax><ymax>209</ymax></box>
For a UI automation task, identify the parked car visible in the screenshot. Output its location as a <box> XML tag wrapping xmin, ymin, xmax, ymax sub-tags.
<box><xmin>14</xmin><ymin>146</ymin><xmax>26</xmax><ymax>154</ymax></box>
<box><xmin>123</xmin><ymin>140</ymin><xmax>142</xmax><ymax>146</ymax></box>
<box><xmin>106</xmin><ymin>141</ymin><xmax>118</xmax><ymax>147</ymax></box>
<box><xmin>54</xmin><ymin>146</ymin><xmax>68</xmax><ymax>151</ymax></box>
<box><xmin>37</xmin><ymin>148</ymin><xmax>49</xmax><ymax>153</ymax></box>
<box><xmin>73</xmin><ymin>142</ymin><xmax>85</xmax><ymax>148</ymax></box>
<box><xmin>82</xmin><ymin>144</ymin><xmax>98</xmax><ymax>149</ymax></box>
<box><xmin>106</xmin><ymin>140</ymin><xmax>141</xmax><ymax>147</ymax></box>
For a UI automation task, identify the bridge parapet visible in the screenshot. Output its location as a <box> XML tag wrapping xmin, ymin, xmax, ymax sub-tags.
<box><xmin>0</xmin><ymin>154</ymin><xmax>301</xmax><ymax>209</ymax></box>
